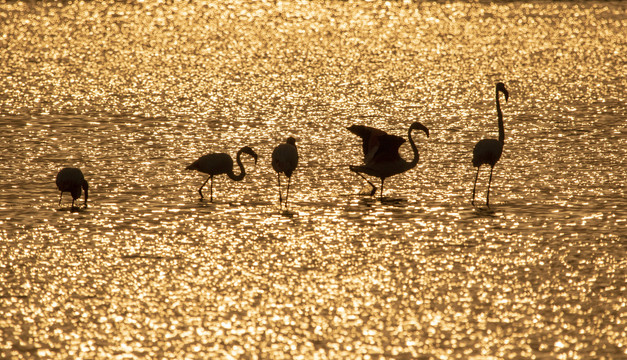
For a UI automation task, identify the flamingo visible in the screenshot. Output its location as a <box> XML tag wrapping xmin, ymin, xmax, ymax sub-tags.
<box><xmin>348</xmin><ymin>121</ymin><xmax>429</xmax><ymax>199</ymax></box>
<box><xmin>271</xmin><ymin>137</ymin><xmax>298</xmax><ymax>209</ymax></box>
<box><xmin>186</xmin><ymin>146</ymin><xmax>258</xmax><ymax>202</ymax></box>
<box><xmin>56</xmin><ymin>167</ymin><xmax>89</xmax><ymax>208</ymax></box>
<box><xmin>471</xmin><ymin>82</ymin><xmax>510</xmax><ymax>208</ymax></box>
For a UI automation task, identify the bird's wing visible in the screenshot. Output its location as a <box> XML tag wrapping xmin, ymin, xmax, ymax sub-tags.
<box><xmin>186</xmin><ymin>153</ymin><xmax>233</xmax><ymax>175</ymax></box>
<box><xmin>369</xmin><ymin>134</ymin><xmax>405</xmax><ymax>163</ymax></box>
<box><xmin>56</xmin><ymin>168</ymin><xmax>84</xmax><ymax>190</ymax></box>
<box><xmin>272</xmin><ymin>144</ymin><xmax>298</xmax><ymax>173</ymax></box>
<box><xmin>363</xmin><ymin>143</ymin><xmax>380</xmax><ymax>164</ymax></box>
<box><xmin>347</xmin><ymin>124</ymin><xmax>386</xmax><ymax>138</ymax></box>
<box><xmin>347</xmin><ymin>125</ymin><xmax>389</xmax><ymax>158</ymax></box>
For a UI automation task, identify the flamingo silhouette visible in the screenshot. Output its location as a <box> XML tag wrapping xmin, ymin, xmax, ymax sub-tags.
<box><xmin>272</xmin><ymin>137</ymin><xmax>298</xmax><ymax>209</ymax></box>
<box><xmin>348</xmin><ymin>121</ymin><xmax>429</xmax><ymax>199</ymax></box>
<box><xmin>471</xmin><ymin>82</ymin><xmax>510</xmax><ymax>208</ymax></box>
<box><xmin>186</xmin><ymin>146</ymin><xmax>258</xmax><ymax>202</ymax></box>
<box><xmin>56</xmin><ymin>167</ymin><xmax>89</xmax><ymax>208</ymax></box>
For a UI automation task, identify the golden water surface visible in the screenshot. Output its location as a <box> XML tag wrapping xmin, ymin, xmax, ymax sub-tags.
<box><xmin>0</xmin><ymin>0</ymin><xmax>625</xmax><ymax>359</ymax></box>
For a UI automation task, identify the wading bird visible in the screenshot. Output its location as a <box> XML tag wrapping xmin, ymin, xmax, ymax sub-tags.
<box><xmin>348</xmin><ymin>121</ymin><xmax>429</xmax><ymax>199</ymax></box>
<box><xmin>271</xmin><ymin>137</ymin><xmax>298</xmax><ymax>209</ymax></box>
<box><xmin>471</xmin><ymin>82</ymin><xmax>510</xmax><ymax>208</ymax></box>
<box><xmin>56</xmin><ymin>167</ymin><xmax>89</xmax><ymax>209</ymax></box>
<box><xmin>186</xmin><ymin>146</ymin><xmax>258</xmax><ymax>202</ymax></box>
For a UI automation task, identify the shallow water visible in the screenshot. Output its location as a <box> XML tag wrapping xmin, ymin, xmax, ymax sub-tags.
<box><xmin>1</xmin><ymin>1</ymin><xmax>626</xmax><ymax>358</ymax></box>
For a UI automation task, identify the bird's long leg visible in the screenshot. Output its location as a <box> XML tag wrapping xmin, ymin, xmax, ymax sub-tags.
<box><xmin>380</xmin><ymin>178</ymin><xmax>384</xmax><ymax>200</ymax></box>
<box><xmin>209</xmin><ymin>176</ymin><xmax>214</xmax><ymax>202</ymax></box>
<box><xmin>277</xmin><ymin>173</ymin><xmax>282</xmax><ymax>209</ymax></box>
<box><xmin>486</xmin><ymin>166</ymin><xmax>494</xmax><ymax>208</ymax></box>
<box><xmin>350</xmin><ymin>166</ymin><xmax>377</xmax><ymax>196</ymax></box>
<box><xmin>471</xmin><ymin>166</ymin><xmax>481</xmax><ymax>207</ymax></box>
<box><xmin>71</xmin><ymin>198</ymin><xmax>75</xmax><ymax>209</ymax></box>
<box><xmin>358</xmin><ymin>172</ymin><xmax>377</xmax><ymax>196</ymax></box>
<box><xmin>285</xmin><ymin>176</ymin><xmax>291</xmax><ymax>209</ymax></box>
<box><xmin>59</xmin><ymin>192</ymin><xmax>63</xmax><ymax>206</ymax></box>
<box><xmin>198</xmin><ymin>176</ymin><xmax>210</xmax><ymax>200</ymax></box>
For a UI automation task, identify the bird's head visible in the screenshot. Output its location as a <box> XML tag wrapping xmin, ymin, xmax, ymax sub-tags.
<box><xmin>240</xmin><ymin>146</ymin><xmax>258</xmax><ymax>164</ymax></box>
<box><xmin>285</xmin><ymin>137</ymin><xmax>296</xmax><ymax>146</ymax></box>
<box><xmin>496</xmin><ymin>82</ymin><xmax>509</xmax><ymax>102</ymax></box>
<box><xmin>82</xmin><ymin>179</ymin><xmax>89</xmax><ymax>207</ymax></box>
<box><xmin>410</xmin><ymin>121</ymin><xmax>429</xmax><ymax>138</ymax></box>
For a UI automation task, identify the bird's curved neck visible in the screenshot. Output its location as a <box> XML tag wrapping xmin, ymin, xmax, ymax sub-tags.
<box><xmin>496</xmin><ymin>89</ymin><xmax>505</xmax><ymax>144</ymax></box>
<box><xmin>407</xmin><ymin>127</ymin><xmax>420</xmax><ymax>169</ymax></box>
<box><xmin>228</xmin><ymin>150</ymin><xmax>247</xmax><ymax>181</ymax></box>
<box><xmin>82</xmin><ymin>180</ymin><xmax>89</xmax><ymax>204</ymax></box>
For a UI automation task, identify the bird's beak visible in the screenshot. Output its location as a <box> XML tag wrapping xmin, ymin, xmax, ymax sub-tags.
<box><xmin>241</xmin><ymin>146</ymin><xmax>258</xmax><ymax>164</ymax></box>
<box><xmin>82</xmin><ymin>180</ymin><xmax>89</xmax><ymax>207</ymax></box>
<box><xmin>412</xmin><ymin>122</ymin><xmax>429</xmax><ymax>138</ymax></box>
<box><xmin>249</xmin><ymin>151</ymin><xmax>258</xmax><ymax>165</ymax></box>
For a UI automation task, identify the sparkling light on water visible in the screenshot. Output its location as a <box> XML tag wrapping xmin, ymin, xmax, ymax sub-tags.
<box><xmin>0</xmin><ymin>1</ymin><xmax>625</xmax><ymax>359</ymax></box>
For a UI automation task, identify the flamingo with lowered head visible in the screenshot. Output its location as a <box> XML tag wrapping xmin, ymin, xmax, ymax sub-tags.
<box><xmin>56</xmin><ymin>167</ymin><xmax>89</xmax><ymax>209</ymax></box>
<box><xmin>471</xmin><ymin>82</ymin><xmax>510</xmax><ymax>208</ymax></box>
<box><xmin>272</xmin><ymin>137</ymin><xmax>298</xmax><ymax>209</ymax></box>
<box><xmin>186</xmin><ymin>146</ymin><xmax>258</xmax><ymax>202</ymax></box>
<box><xmin>348</xmin><ymin>121</ymin><xmax>429</xmax><ymax>199</ymax></box>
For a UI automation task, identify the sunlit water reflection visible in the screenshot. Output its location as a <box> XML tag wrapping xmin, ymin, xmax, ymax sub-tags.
<box><xmin>1</xmin><ymin>1</ymin><xmax>625</xmax><ymax>358</ymax></box>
